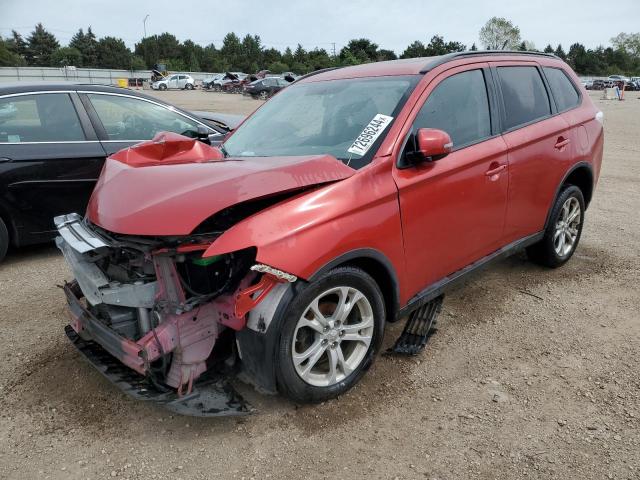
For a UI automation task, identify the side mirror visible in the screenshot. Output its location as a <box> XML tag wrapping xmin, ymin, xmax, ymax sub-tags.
<box><xmin>415</xmin><ymin>128</ymin><xmax>453</xmax><ymax>161</ymax></box>
<box><xmin>196</xmin><ymin>125</ymin><xmax>212</xmax><ymax>145</ymax></box>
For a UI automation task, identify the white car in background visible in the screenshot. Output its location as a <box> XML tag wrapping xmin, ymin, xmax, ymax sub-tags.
<box><xmin>151</xmin><ymin>74</ymin><xmax>195</xmax><ymax>91</ymax></box>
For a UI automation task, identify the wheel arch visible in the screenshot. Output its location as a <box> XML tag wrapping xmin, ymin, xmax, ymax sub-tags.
<box><xmin>309</xmin><ymin>248</ymin><xmax>401</xmax><ymax>323</ymax></box>
<box><xmin>545</xmin><ymin>161</ymin><xmax>594</xmax><ymax>230</ymax></box>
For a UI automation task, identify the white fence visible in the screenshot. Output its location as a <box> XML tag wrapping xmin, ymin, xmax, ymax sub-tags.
<box><xmin>0</xmin><ymin>66</ymin><xmax>218</xmax><ymax>85</ymax></box>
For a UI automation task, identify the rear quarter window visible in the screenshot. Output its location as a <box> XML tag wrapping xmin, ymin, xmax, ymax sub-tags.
<box><xmin>543</xmin><ymin>67</ymin><xmax>581</xmax><ymax>112</ymax></box>
<box><xmin>497</xmin><ymin>66</ymin><xmax>551</xmax><ymax>131</ymax></box>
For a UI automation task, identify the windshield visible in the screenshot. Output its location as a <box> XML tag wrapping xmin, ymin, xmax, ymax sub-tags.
<box><xmin>223</xmin><ymin>75</ymin><xmax>418</xmax><ymax>169</ymax></box>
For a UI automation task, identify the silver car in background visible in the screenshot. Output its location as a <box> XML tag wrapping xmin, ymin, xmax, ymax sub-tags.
<box><xmin>151</xmin><ymin>74</ymin><xmax>196</xmax><ymax>91</ymax></box>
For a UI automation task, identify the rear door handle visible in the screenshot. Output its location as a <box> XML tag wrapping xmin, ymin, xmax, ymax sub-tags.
<box><xmin>485</xmin><ymin>164</ymin><xmax>507</xmax><ymax>177</ymax></box>
<box><xmin>555</xmin><ymin>138</ymin><xmax>571</xmax><ymax>150</ymax></box>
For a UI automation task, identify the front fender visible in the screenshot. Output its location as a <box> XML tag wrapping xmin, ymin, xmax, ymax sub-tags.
<box><xmin>203</xmin><ymin>161</ymin><xmax>406</xmax><ymax>288</ymax></box>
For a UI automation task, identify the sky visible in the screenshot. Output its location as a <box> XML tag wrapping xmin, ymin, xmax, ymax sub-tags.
<box><xmin>2</xmin><ymin>0</ymin><xmax>639</xmax><ymax>54</ymax></box>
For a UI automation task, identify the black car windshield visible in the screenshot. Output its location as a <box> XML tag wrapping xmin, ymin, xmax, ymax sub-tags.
<box><xmin>223</xmin><ymin>75</ymin><xmax>418</xmax><ymax>169</ymax></box>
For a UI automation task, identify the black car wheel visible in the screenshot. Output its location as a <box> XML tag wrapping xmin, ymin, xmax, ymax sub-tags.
<box><xmin>527</xmin><ymin>185</ymin><xmax>585</xmax><ymax>268</ymax></box>
<box><xmin>275</xmin><ymin>266</ymin><xmax>385</xmax><ymax>403</ymax></box>
<box><xmin>159</xmin><ymin>84</ymin><xmax>167</xmax><ymax>91</ymax></box>
<box><xmin>0</xmin><ymin>217</ymin><xmax>9</xmax><ymax>263</ymax></box>
<box><xmin>185</xmin><ymin>83</ymin><xmax>194</xmax><ymax>90</ymax></box>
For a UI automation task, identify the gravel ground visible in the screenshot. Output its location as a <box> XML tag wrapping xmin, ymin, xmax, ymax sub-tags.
<box><xmin>0</xmin><ymin>90</ymin><xmax>638</xmax><ymax>480</ymax></box>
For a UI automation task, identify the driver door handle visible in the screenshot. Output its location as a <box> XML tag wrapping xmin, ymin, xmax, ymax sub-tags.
<box><xmin>485</xmin><ymin>164</ymin><xmax>507</xmax><ymax>177</ymax></box>
<box><xmin>555</xmin><ymin>137</ymin><xmax>571</xmax><ymax>150</ymax></box>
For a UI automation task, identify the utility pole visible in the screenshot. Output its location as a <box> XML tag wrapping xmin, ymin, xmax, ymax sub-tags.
<box><xmin>143</xmin><ymin>14</ymin><xmax>150</xmax><ymax>39</ymax></box>
<box><xmin>331</xmin><ymin>42</ymin><xmax>336</xmax><ymax>57</ymax></box>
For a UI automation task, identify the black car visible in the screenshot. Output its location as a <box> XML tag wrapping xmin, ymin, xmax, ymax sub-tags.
<box><xmin>243</xmin><ymin>77</ymin><xmax>290</xmax><ymax>100</ymax></box>
<box><xmin>0</xmin><ymin>82</ymin><xmax>237</xmax><ymax>262</ymax></box>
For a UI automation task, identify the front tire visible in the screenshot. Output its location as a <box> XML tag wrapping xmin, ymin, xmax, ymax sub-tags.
<box><xmin>275</xmin><ymin>266</ymin><xmax>385</xmax><ymax>403</ymax></box>
<box><xmin>527</xmin><ymin>185</ymin><xmax>585</xmax><ymax>268</ymax></box>
<box><xmin>0</xmin><ymin>217</ymin><xmax>9</xmax><ymax>263</ymax></box>
<box><xmin>159</xmin><ymin>84</ymin><xmax>167</xmax><ymax>91</ymax></box>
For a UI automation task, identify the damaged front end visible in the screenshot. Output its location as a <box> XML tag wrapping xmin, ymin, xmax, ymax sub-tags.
<box><xmin>55</xmin><ymin>213</ymin><xmax>291</xmax><ymax>416</ymax></box>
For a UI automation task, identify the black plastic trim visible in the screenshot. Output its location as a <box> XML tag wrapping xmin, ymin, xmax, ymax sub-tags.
<box><xmin>420</xmin><ymin>51</ymin><xmax>558</xmax><ymax>74</ymax></box>
<box><xmin>399</xmin><ymin>232</ymin><xmax>544</xmax><ymax>318</ymax></box>
<box><xmin>309</xmin><ymin>247</ymin><xmax>401</xmax><ymax>320</ymax></box>
<box><xmin>544</xmin><ymin>162</ymin><xmax>594</xmax><ymax>228</ymax></box>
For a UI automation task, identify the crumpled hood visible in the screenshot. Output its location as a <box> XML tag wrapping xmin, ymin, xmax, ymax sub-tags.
<box><xmin>87</xmin><ymin>134</ymin><xmax>355</xmax><ymax>236</ymax></box>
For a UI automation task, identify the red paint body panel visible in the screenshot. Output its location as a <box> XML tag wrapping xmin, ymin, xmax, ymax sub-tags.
<box><xmin>87</xmin><ymin>149</ymin><xmax>355</xmax><ymax>236</ymax></box>
<box><xmin>204</xmin><ymin>159</ymin><xmax>409</xmax><ymax>300</ymax></box>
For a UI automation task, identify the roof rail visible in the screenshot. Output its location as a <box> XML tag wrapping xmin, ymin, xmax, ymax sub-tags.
<box><xmin>293</xmin><ymin>66</ymin><xmax>343</xmax><ymax>83</ymax></box>
<box><xmin>420</xmin><ymin>50</ymin><xmax>559</xmax><ymax>74</ymax></box>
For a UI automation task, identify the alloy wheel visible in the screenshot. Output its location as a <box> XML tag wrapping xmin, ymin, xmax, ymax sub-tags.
<box><xmin>292</xmin><ymin>286</ymin><xmax>374</xmax><ymax>387</ymax></box>
<box><xmin>554</xmin><ymin>196</ymin><xmax>581</xmax><ymax>257</ymax></box>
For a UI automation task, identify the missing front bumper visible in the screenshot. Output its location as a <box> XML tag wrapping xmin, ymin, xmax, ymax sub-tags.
<box><xmin>62</xmin><ymin>281</ymin><xmax>253</xmax><ymax>416</ymax></box>
<box><xmin>65</xmin><ymin>325</ymin><xmax>252</xmax><ymax>417</ymax></box>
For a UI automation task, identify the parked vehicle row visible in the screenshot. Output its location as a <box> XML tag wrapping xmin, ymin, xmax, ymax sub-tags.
<box><xmin>583</xmin><ymin>76</ymin><xmax>640</xmax><ymax>91</ymax></box>
<box><xmin>51</xmin><ymin>52</ymin><xmax>603</xmax><ymax>415</ymax></box>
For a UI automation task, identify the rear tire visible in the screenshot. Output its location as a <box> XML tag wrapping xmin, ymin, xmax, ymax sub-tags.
<box><xmin>527</xmin><ymin>185</ymin><xmax>585</xmax><ymax>268</ymax></box>
<box><xmin>185</xmin><ymin>83</ymin><xmax>194</xmax><ymax>90</ymax></box>
<box><xmin>159</xmin><ymin>84</ymin><xmax>167</xmax><ymax>91</ymax></box>
<box><xmin>0</xmin><ymin>217</ymin><xmax>9</xmax><ymax>263</ymax></box>
<box><xmin>275</xmin><ymin>266</ymin><xmax>385</xmax><ymax>403</ymax></box>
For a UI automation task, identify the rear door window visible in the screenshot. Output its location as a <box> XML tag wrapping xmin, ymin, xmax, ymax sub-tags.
<box><xmin>497</xmin><ymin>66</ymin><xmax>551</xmax><ymax>130</ymax></box>
<box><xmin>413</xmin><ymin>69</ymin><xmax>492</xmax><ymax>149</ymax></box>
<box><xmin>0</xmin><ymin>93</ymin><xmax>85</xmax><ymax>143</ymax></box>
<box><xmin>543</xmin><ymin>67</ymin><xmax>581</xmax><ymax>112</ymax></box>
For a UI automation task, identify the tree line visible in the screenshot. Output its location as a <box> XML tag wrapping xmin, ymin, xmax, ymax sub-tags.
<box><xmin>1</xmin><ymin>18</ymin><xmax>639</xmax><ymax>76</ymax></box>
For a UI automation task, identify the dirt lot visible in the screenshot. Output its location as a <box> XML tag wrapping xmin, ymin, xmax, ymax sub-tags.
<box><xmin>0</xmin><ymin>90</ymin><xmax>638</xmax><ymax>480</ymax></box>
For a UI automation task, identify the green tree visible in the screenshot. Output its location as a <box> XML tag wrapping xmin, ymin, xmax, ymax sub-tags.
<box><xmin>611</xmin><ymin>32</ymin><xmax>640</xmax><ymax>57</ymax></box>
<box><xmin>51</xmin><ymin>47</ymin><xmax>82</xmax><ymax>66</ymax></box>
<box><xmin>220</xmin><ymin>33</ymin><xmax>243</xmax><ymax>70</ymax></box>
<box><xmin>470</xmin><ymin>43</ymin><xmax>478</xmax><ymax>51</ymax></box>
<box><xmin>130</xmin><ymin>55</ymin><xmax>146</xmax><ymax>70</ymax></box>
<box><xmin>377</xmin><ymin>49</ymin><xmax>397</xmax><ymax>61</ymax></box>
<box><xmin>307</xmin><ymin>48</ymin><xmax>333</xmax><ymax>70</ymax></box>
<box><xmin>240</xmin><ymin>34</ymin><xmax>263</xmax><ymax>72</ymax></box>
<box><xmin>518</xmin><ymin>41</ymin><xmax>528</xmax><ymax>51</ymax></box>
<box><xmin>282</xmin><ymin>47</ymin><xmax>294</xmax><ymax>67</ymax></box>
<box><xmin>424</xmin><ymin>35</ymin><xmax>465</xmax><ymax>56</ymax></box>
<box><xmin>0</xmin><ymin>39</ymin><xmax>24</xmax><ymax>66</ymax></box>
<box><xmin>26</xmin><ymin>23</ymin><xmax>60</xmax><ymax>66</ymax></box>
<box><xmin>544</xmin><ymin>44</ymin><xmax>554</xmax><ymax>53</ymax></box>
<box><xmin>554</xmin><ymin>44</ymin><xmax>567</xmax><ymax>61</ymax></box>
<box><xmin>96</xmin><ymin>36</ymin><xmax>131</xmax><ymax>69</ymax></box>
<box><xmin>268</xmin><ymin>61</ymin><xmax>289</xmax><ymax>73</ymax></box>
<box><xmin>69</xmin><ymin>27</ymin><xmax>98</xmax><ymax>67</ymax></box>
<box><xmin>400</xmin><ymin>41</ymin><xmax>427</xmax><ymax>59</ymax></box>
<box><xmin>340</xmin><ymin>38</ymin><xmax>378</xmax><ymax>63</ymax></box>
<box><xmin>479</xmin><ymin>17</ymin><xmax>521</xmax><ymax>50</ymax></box>
<box><xmin>6</xmin><ymin>30</ymin><xmax>28</xmax><ymax>61</ymax></box>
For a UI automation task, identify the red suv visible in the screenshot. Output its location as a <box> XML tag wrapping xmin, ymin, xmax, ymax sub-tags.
<box><xmin>56</xmin><ymin>52</ymin><xmax>603</xmax><ymax>415</ymax></box>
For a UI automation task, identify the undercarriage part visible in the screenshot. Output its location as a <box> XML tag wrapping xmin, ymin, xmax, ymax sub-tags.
<box><xmin>65</xmin><ymin>325</ymin><xmax>252</xmax><ymax>416</ymax></box>
<box><xmin>137</xmin><ymin>307</ymin><xmax>151</xmax><ymax>336</ymax></box>
<box><xmin>390</xmin><ymin>295</ymin><xmax>443</xmax><ymax>355</ymax></box>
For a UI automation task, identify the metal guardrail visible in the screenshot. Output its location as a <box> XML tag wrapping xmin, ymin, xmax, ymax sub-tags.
<box><xmin>0</xmin><ymin>66</ymin><xmax>220</xmax><ymax>85</ymax></box>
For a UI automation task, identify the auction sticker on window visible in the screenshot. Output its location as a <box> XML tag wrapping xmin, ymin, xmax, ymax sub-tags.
<box><xmin>347</xmin><ymin>114</ymin><xmax>394</xmax><ymax>156</ymax></box>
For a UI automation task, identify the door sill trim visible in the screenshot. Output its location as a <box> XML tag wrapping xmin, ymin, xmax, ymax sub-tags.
<box><xmin>398</xmin><ymin>232</ymin><xmax>544</xmax><ymax>318</ymax></box>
